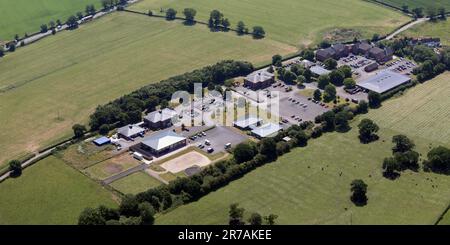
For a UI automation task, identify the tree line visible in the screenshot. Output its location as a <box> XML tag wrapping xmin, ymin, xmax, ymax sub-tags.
<box><xmin>143</xmin><ymin>8</ymin><xmax>265</xmax><ymax>38</ymax></box>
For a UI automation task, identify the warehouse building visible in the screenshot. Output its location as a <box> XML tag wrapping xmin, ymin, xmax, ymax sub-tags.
<box><xmin>357</xmin><ymin>70</ymin><xmax>411</xmax><ymax>94</ymax></box>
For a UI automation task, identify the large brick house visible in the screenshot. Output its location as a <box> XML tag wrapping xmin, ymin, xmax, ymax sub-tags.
<box><xmin>244</xmin><ymin>69</ymin><xmax>275</xmax><ymax>90</ymax></box>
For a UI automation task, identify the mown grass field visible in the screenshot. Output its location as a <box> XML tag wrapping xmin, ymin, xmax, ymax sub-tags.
<box><xmin>0</xmin><ymin>12</ymin><xmax>296</xmax><ymax>167</ymax></box>
<box><xmin>129</xmin><ymin>0</ymin><xmax>410</xmax><ymax>46</ymax></box>
<box><xmin>0</xmin><ymin>156</ymin><xmax>117</xmax><ymax>224</ymax></box>
<box><xmin>84</xmin><ymin>153</ymin><xmax>141</xmax><ymax>180</ymax></box>
<box><xmin>376</xmin><ymin>0</ymin><xmax>450</xmax><ymax>10</ymax></box>
<box><xmin>402</xmin><ymin>19</ymin><xmax>450</xmax><ymax>46</ymax></box>
<box><xmin>156</xmin><ymin>73</ymin><xmax>450</xmax><ymax>225</ymax></box>
<box><xmin>110</xmin><ymin>171</ymin><xmax>162</xmax><ymax>195</ymax></box>
<box><xmin>0</xmin><ymin>0</ymin><xmax>101</xmax><ymax>41</ymax></box>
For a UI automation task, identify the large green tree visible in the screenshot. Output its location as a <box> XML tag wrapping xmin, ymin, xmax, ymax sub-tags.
<box><xmin>350</xmin><ymin>179</ymin><xmax>368</xmax><ymax>206</ymax></box>
<box><xmin>358</xmin><ymin>119</ymin><xmax>379</xmax><ymax>143</ymax></box>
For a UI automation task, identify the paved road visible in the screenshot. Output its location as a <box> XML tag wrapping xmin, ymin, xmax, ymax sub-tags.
<box><xmin>385</xmin><ymin>18</ymin><xmax>429</xmax><ymax>40</ymax></box>
<box><xmin>0</xmin><ymin>146</ymin><xmax>58</xmax><ymax>182</ymax></box>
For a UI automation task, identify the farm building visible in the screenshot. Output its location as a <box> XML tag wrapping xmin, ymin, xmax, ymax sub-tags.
<box><xmin>117</xmin><ymin>124</ymin><xmax>145</xmax><ymax>140</ymax></box>
<box><xmin>310</xmin><ymin>66</ymin><xmax>331</xmax><ymax>76</ymax></box>
<box><xmin>93</xmin><ymin>136</ymin><xmax>111</xmax><ymax>146</ymax></box>
<box><xmin>357</xmin><ymin>70</ymin><xmax>411</xmax><ymax>94</ymax></box>
<box><xmin>251</xmin><ymin>123</ymin><xmax>282</xmax><ymax>138</ymax></box>
<box><xmin>233</xmin><ymin>116</ymin><xmax>262</xmax><ymax>130</ymax></box>
<box><xmin>134</xmin><ymin>130</ymin><xmax>187</xmax><ymax>157</ymax></box>
<box><xmin>144</xmin><ymin>108</ymin><xmax>177</xmax><ymax>130</ymax></box>
<box><xmin>244</xmin><ymin>69</ymin><xmax>275</xmax><ymax>90</ymax></box>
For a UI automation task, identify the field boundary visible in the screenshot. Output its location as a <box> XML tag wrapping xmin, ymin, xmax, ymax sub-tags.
<box><xmin>121</xmin><ymin>9</ymin><xmax>257</xmax><ymax>38</ymax></box>
<box><xmin>435</xmin><ymin>202</ymin><xmax>450</xmax><ymax>225</ymax></box>
<box><xmin>365</xmin><ymin>0</ymin><xmax>450</xmax><ymax>17</ymax></box>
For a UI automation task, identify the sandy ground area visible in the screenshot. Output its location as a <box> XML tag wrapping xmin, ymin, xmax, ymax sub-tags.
<box><xmin>160</xmin><ymin>151</ymin><xmax>211</xmax><ymax>173</ymax></box>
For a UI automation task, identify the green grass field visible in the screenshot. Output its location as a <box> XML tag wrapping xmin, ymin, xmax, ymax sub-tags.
<box><xmin>0</xmin><ymin>156</ymin><xmax>117</xmax><ymax>224</ymax></box>
<box><xmin>110</xmin><ymin>171</ymin><xmax>162</xmax><ymax>195</ymax></box>
<box><xmin>156</xmin><ymin>73</ymin><xmax>450</xmax><ymax>225</ymax></box>
<box><xmin>0</xmin><ymin>0</ymin><xmax>101</xmax><ymax>41</ymax></box>
<box><xmin>129</xmin><ymin>0</ymin><xmax>410</xmax><ymax>46</ymax></box>
<box><xmin>0</xmin><ymin>12</ymin><xmax>296</xmax><ymax>167</ymax></box>
<box><xmin>402</xmin><ymin>19</ymin><xmax>450</xmax><ymax>46</ymax></box>
<box><xmin>376</xmin><ymin>0</ymin><xmax>450</xmax><ymax>10</ymax></box>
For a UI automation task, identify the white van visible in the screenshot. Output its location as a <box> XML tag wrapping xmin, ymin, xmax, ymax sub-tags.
<box><xmin>225</xmin><ymin>143</ymin><xmax>232</xmax><ymax>149</ymax></box>
<box><xmin>133</xmin><ymin>152</ymin><xmax>144</xmax><ymax>161</ymax></box>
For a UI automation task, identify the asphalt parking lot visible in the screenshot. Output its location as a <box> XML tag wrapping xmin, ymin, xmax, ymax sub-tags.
<box><xmin>190</xmin><ymin>126</ymin><xmax>249</xmax><ymax>153</ymax></box>
<box><xmin>384</xmin><ymin>58</ymin><xmax>416</xmax><ymax>75</ymax></box>
<box><xmin>278</xmin><ymin>93</ymin><xmax>328</xmax><ymax>123</ymax></box>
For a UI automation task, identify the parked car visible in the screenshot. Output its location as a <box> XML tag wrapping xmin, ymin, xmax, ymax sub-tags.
<box><xmin>207</xmin><ymin>147</ymin><xmax>214</xmax><ymax>153</ymax></box>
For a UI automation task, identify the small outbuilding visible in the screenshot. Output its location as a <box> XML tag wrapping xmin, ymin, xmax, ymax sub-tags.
<box><xmin>93</xmin><ymin>136</ymin><xmax>111</xmax><ymax>146</ymax></box>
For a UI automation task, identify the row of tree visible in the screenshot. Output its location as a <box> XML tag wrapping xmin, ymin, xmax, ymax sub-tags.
<box><xmin>160</xmin><ymin>8</ymin><xmax>265</xmax><ymax>38</ymax></box>
<box><xmin>88</xmin><ymin>60</ymin><xmax>254</xmax><ymax>132</ymax></box>
<box><xmin>228</xmin><ymin>203</ymin><xmax>278</xmax><ymax>225</ymax></box>
<box><xmin>78</xmin><ymin>194</ymin><xmax>155</xmax><ymax>225</ymax></box>
<box><xmin>401</xmin><ymin>5</ymin><xmax>447</xmax><ymax>20</ymax></box>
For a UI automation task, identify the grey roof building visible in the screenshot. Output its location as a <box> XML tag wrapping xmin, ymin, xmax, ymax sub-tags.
<box><xmin>357</xmin><ymin>70</ymin><xmax>411</xmax><ymax>94</ymax></box>
<box><xmin>136</xmin><ymin>130</ymin><xmax>187</xmax><ymax>157</ymax></box>
<box><xmin>233</xmin><ymin>116</ymin><xmax>262</xmax><ymax>130</ymax></box>
<box><xmin>144</xmin><ymin>108</ymin><xmax>177</xmax><ymax>129</ymax></box>
<box><xmin>310</xmin><ymin>66</ymin><xmax>331</xmax><ymax>76</ymax></box>
<box><xmin>117</xmin><ymin>124</ymin><xmax>145</xmax><ymax>139</ymax></box>
<box><xmin>251</xmin><ymin>123</ymin><xmax>282</xmax><ymax>138</ymax></box>
<box><xmin>244</xmin><ymin>69</ymin><xmax>275</xmax><ymax>90</ymax></box>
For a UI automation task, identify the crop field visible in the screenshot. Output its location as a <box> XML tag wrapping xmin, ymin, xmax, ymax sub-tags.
<box><xmin>110</xmin><ymin>171</ymin><xmax>162</xmax><ymax>195</ymax></box>
<box><xmin>376</xmin><ymin>0</ymin><xmax>450</xmax><ymax>10</ymax></box>
<box><xmin>156</xmin><ymin>74</ymin><xmax>450</xmax><ymax>225</ymax></box>
<box><xmin>0</xmin><ymin>0</ymin><xmax>101</xmax><ymax>41</ymax></box>
<box><xmin>0</xmin><ymin>12</ymin><xmax>296</xmax><ymax>167</ymax></box>
<box><xmin>402</xmin><ymin>20</ymin><xmax>450</xmax><ymax>46</ymax></box>
<box><xmin>129</xmin><ymin>0</ymin><xmax>410</xmax><ymax>46</ymax></box>
<box><xmin>0</xmin><ymin>156</ymin><xmax>117</xmax><ymax>224</ymax></box>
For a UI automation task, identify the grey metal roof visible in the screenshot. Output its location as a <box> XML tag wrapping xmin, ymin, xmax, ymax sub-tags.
<box><xmin>245</xmin><ymin>69</ymin><xmax>274</xmax><ymax>84</ymax></box>
<box><xmin>234</xmin><ymin>116</ymin><xmax>262</xmax><ymax>129</ymax></box>
<box><xmin>357</xmin><ymin>70</ymin><xmax>411</xmax><ymax>94</ymax></box>
<box><xmin>310</xmin><ymin>66</ymin><xmax>331</xmax><ymax>76</ymax></box>
<box><xmin>251</xmin><ymin>123</ymin><xmax>282</xmax><ymax>138</ymax></box>
<box><xmin>117</xmin><ymin>124</ymin><xmax>145</xmax><ymax>137</ymax></box>
<box><xmin>144</xmin><ymin>108</ymin><xmax>176</xmax><ymax>123</ymax></box>
<box><xmin>142</xmin><ymin>130</ymin><xmax>186</xmax><ymax>151</ymax></box>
